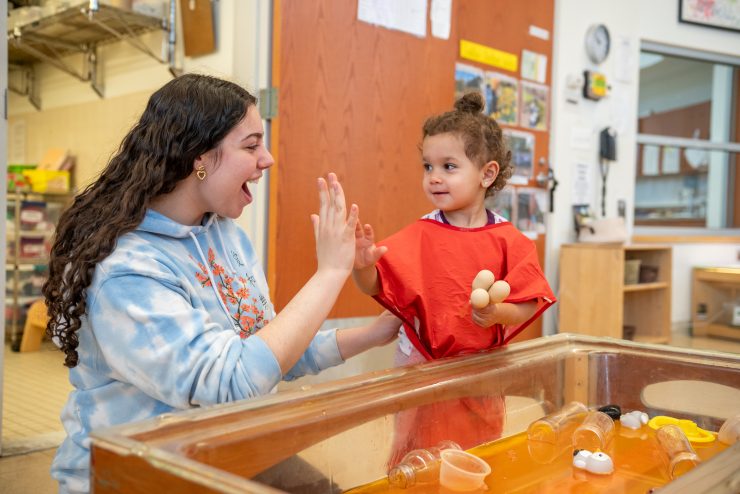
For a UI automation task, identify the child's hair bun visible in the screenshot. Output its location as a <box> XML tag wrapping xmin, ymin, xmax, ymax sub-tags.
<box><xmin>454</xmin><ymin>92</ymin><xmax>485</xmax><ymax>114</ymax></box>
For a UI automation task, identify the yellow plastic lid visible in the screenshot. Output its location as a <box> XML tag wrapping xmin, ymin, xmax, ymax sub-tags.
<box><xmin>647</xmin><ymin>415</ymin><xmax>715</xmax><ymax>443</ymax></box>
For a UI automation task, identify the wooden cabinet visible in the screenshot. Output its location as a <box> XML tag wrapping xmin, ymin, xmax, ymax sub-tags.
<box><xmin>558</xmin><ymin>244</ymin><xmax>672</xmax><ymax>343</ymax></box>
<box><xmin>692</xmin><ymin>267</ymin><xmax>740</xmax><ymax>341</ymax></box>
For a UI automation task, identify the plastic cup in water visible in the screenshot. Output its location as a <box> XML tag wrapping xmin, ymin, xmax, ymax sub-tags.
<box><xmin>527</xmin><ymin>401</ymin><xmax>588</xmax><ymax>444</ymax></box>
<box><xmin>572</xmin><ymin>410</ymin><xmax>615</xmax><ymax>451</ymax></box>
<box><xmin>656</xmin><ymin>424</ymin><xmax>701</xmax><ymax>479</ymax></box>
<box><xmin>718</xmin><ymin>413</ymin><xmax>740</xmax><ymax>445</ymax></box>
<box><xmin>439</xmin><ymin>449</ymin><xmax>491</xmax><ymax>492</ymax></box>
<box><xmin>527</xmin><ymin>401</ymin><xmax>588</xmax><ymax>463</ymax></box>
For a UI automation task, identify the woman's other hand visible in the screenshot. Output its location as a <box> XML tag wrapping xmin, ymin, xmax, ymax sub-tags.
<box><xmin>336</xmin><ymin>310</ymin><xmax>401</xmax><ymax>360</ymax></box>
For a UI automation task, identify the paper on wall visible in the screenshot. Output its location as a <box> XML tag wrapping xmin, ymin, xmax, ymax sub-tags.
<box><xmin>521</xmin><ymin>50</ymin><xmax>548</xmax><ymax>84</ymax></box>
<box><xmin>430</xmin><ymin>0</ymin><xmax>451</xmax><ymax>39</ymax></box>
<box><xmin>572</xmin><ymin>162</ymin><xmax>593</xmax><ymax>206</ymax></box>
<box><xmin>358</xmin><ymin>0</ymin><xmax>428</xmax><ymax>38</ymax></box>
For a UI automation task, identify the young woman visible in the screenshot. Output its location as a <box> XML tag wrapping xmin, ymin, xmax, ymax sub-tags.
<box><xmin>44</xmin><ymin>73</ymin><xmax>399</xmax><ymax>493</ymax></box>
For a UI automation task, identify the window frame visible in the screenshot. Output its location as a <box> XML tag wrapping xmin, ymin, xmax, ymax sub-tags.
<box><xmin>635</xmin><ymin>41</ymin><xmax>740</xmax><ymax>232</ymax></box>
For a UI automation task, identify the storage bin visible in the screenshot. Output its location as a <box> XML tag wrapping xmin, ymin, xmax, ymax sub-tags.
<box><xmin>639</xmin><ymin>265</ymin><xmax>659</xmax><ymax>283</ymax></box>
<box><xmin>19</xmin><ymin>201</ymin><xmax>47</xmax><ymax>230</ymax></box>
<box><xmin>19</xmin><ymin>237</ymin><xmax>46</xmax><ymax>258</ymax></box>
<box><xmin>22</xmin><ymin>169</ymin><xmax>71</xmax><ymax>194</ymax></box>
<box><xmin>623</xmin><ymin>325</ymin><xmax>636</xmax><ymax>340</ymax></box>
<box><xmin>7</xmin><ymin>164</ymin><xmax>35</xmax><ymax>192</ymax></box>
<box><xmin>624</xmin><ymin>259</ymin><xmax>641</xmax><ymax>285</ymax></box>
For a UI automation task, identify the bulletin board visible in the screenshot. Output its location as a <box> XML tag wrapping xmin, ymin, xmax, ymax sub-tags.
<box><xmin>269</xmin><ymin>0</ymin><xmax>555</xmax><ymax>339</ymax></box>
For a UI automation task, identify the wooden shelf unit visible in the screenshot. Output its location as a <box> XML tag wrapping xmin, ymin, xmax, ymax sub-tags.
<box><xmin>5</xmin><ymin>192</ymin><xmax>70</xmax><ymax>351</ymax></box>
<box><xmin>558</xmin><ymin>243</ymin><xmax>672</xmax><ymax>342</ymax></box>
<box><xmin>691</xmin><ymin>266</ymin><xmax>740</xmax><ymax>341</ymax></box>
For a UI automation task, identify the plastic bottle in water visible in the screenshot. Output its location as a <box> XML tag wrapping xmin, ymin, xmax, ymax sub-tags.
<box><xmin>387</xmin><ymin>440</ymin><xmax>462</xmax><ymax>488</ymax></box>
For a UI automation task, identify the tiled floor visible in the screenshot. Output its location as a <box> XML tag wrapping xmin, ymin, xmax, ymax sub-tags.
<box><xmin>1</xmin><ymin>341</ymin><xmax>71</xmax><ymax>493</ymax></box>
<box><xmin>2</xmin><ymin>342</ymin><xmax>72</xmax><ymax>456</ymax></box>
<box><xmin>1</xmin><ymin>332</ymin><xmax>739</xmax><ymax>493</ymax></box>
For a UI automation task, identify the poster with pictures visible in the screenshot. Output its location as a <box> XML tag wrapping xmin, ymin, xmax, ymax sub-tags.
<box><xmin>504</xmin><ymin>130</ymin><xmax>535</xmax><ymax>185</ymax></box>
<box><xmin>484</xmin><ymin>71</ymin><xmax>519</xmax><ymax>126</ymax></box>
<box><xmin>520</xmin><ymin>81</ymin><xmax>549</xmax><ymax>131</ymax></box>
<box><xmin>485</xmin><ymin>186</ymin><xmax>515</xmax><ymax>222</ymax></box>
<box><xmin>455</xmin><ymin>62</ymin><xmax>486</xmax><ymax>106</ymax></box>
<box><xmin>516</xmin><ymin>187</ymin><xmax>546</xmax><ymax>233</ymax></box>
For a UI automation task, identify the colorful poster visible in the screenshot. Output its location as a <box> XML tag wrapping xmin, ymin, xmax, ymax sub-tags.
<box><xmin>520</xmin><ymin>81</ymin><xmax>549</xmax><ymax>131</ymax></box>
<box><xmin>485</xmin><ymin>186</ymin><xmax>515</xmax><ymax>222</ymax></box>
<box><xmin>516</xmin><ymin>187</ymin><xmax>546</xmax><ymax>233</ymax></box>
<box><xmin>504</xmin><ymin>130</ymin><xmax>534</xmax><ymax>184</ymax></box>
<box><xmin>485</xmin><ymin>71</ymin><xmax>518</xmax><ymax>126</ymax></box>
<box><xmin>454</xmin><ymin>62</ymin><xmax>486</xmax><ymax>104</ymax></box>
<box><xmin>521</xmin><ymin>50</ymin><xmax>548</xmax><ymax>84</ymax></box>
<box><xmin>680</xmin><ymin>0</ymin><xmax>740</xmax><ymax>32</ymax></box>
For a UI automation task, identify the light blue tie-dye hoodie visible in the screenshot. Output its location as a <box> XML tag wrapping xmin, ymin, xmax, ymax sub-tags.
<box><xmin>51</xmin><ymin>209</ymin><xmax>344</xmax><ymax>493</ymax></box>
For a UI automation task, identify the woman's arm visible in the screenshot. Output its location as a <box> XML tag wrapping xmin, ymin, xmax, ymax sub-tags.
<box><xmin>336</xmin><ymin>310</ymin><xmax>401</xmax><ymax>360</ymax></box>
<box><xmin>256</xmin><ymin>173</ymin><xmax>359</xmax><ymax>374</ymax></box>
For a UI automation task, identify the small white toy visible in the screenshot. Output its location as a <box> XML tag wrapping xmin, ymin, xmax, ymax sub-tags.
<box><xmin>572</xmin><ymin>449</ymin><xmax>614</xmax><ymax>475</ymax></box>
<box><xmin>620</xmin><ymin>410</ymin><xmax>649</xmax><ymax>430</ymax></box>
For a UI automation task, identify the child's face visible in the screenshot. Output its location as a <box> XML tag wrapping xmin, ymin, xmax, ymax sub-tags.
<box><xmin>421</xmin><ymin>133</ymin><xmax>490</xmax><ymax>214</ymax></box>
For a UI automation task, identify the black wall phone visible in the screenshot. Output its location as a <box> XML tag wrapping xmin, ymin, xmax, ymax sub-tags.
<box><xmin>600</xmin><ymin>127</ymin><xmax>617</xmax><ymax>160</ymax></box>
<box><xmin>598</xmin><ymin>127</ymin><xmax>617</xmax><ymax>216</ymax></box>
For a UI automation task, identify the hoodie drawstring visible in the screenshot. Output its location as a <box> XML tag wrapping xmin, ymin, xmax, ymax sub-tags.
<box><xmin>189</xmin><ymin>225</ymin><xmax>239</xmax><ymax>332</ymax></box>
<box><xmin>213</xmin><ymin>220</ymin><xmax>237</xmax><ymax>274</ymax></box>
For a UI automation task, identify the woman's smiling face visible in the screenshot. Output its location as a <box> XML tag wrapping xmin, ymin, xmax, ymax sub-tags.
<box><xmin>198</xmin><ymin>106</ymin><xmax>274</xmax><ymax>219</ymax></box>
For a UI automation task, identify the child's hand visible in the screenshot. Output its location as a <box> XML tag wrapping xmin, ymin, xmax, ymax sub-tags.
<box><xmin>471</xmin><ymin>303</ymin><xmax>502</xmax><ymax>328</ymax></box>
<box><xmin>354</xmin><ymin>222</ymin><xmax>388</xmax><ymax>270</ymax></box>
<box><xmin>472</xmin><ymin>300</ymin><xmax>538</xmax><ymax>328</ymax></box>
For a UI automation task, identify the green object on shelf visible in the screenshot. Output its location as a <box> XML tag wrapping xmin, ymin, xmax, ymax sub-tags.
<box><xmin>7</xmin><ymin>164</ymin><xmax>37</xmax><ymax>192</ymax></box>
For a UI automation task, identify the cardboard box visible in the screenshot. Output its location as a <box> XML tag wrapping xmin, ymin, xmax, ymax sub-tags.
<box><xmin>22</xmin><ymin>169</ymin><xmax>71</xmax><ymax>194</ymax></box>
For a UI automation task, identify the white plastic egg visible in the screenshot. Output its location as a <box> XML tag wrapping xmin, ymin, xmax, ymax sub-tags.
<box><xmin>488</xmin><ymin>280</ymin><xmax>511</xmax><ymax>303</ymax></box>
<box><xmin>470</xmin><ymin>288</ymin><xmax>490</xmax><ymax>309</ymax></box>
<box><xmin>472</xmin><ymin>270</ymin><xmax>495</xmax><ymax>291</ymax></box>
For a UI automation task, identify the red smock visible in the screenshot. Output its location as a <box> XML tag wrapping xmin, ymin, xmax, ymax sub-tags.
<box><xmin>375</xmin><ymin>219</ymin><xmax>556</xmax><ymax>360</ymax></box>
<box><xmin>375</xmin><ymin>219</ymin><xmax>556</xmax><ymax>465</ymax></box>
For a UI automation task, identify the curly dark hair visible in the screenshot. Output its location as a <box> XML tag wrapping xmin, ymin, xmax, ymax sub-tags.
<box><xmin>422</xmin><ymin>91</ymin><xmax>512</xmax><ymax>197</ymax></box>
<box><xmin>43</xmin><ymin>74</ymin><xmax>257</xmax><ymax>367</ymax></box>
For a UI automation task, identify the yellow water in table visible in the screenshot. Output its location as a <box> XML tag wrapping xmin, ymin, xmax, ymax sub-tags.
<box><xmin>346</xmin><ymin>423</ymin><xmax>728</xmax><ymax>493</ymax></box>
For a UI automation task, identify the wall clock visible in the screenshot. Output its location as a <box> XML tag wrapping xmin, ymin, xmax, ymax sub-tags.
<box><xmin>585</xmin><ymin>24</ymin><xmax>610</xmax><ymax>65</ymax></box>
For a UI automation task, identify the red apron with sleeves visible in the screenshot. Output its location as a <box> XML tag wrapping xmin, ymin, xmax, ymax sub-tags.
<box><xmin>374</xmin><ymin>219</ymin><xmax>556</xmax><ymax>465</ymax></box>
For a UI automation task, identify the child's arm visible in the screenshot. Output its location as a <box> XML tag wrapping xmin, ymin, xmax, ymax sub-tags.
<box><xmin>471</xmin><ymin>300</ymin><xmax>538</xmax><ymax>328</ymax></box>
<box><xmin>336</xmin><ymin>310</ymin><xmax>401</xmax><ymax>360</ymax></box>
<box><xmin>352</xmin><ymin>222</ymin><xmax>387</xmax><ymax>296</ymax></box>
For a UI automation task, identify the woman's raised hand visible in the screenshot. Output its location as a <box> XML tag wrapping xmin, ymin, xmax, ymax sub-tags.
<box><xmin>310</xmin><ymin>173</ymin><xmax>359</xmax><ymax>276</ymax></box>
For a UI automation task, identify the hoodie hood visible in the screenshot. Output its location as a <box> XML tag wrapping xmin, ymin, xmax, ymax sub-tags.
<box><xmin>108</xmin><ymin>209</ymin><xmax>275</xmax><ymax>337</ymax></box>
<box><xmin>137</xmin><ymin>209</ymin><xmax>217</xmax><ymax>238</ymax></box>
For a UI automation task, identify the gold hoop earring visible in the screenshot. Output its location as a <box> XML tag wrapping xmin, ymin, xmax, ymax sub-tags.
<box><xmin>196</xmin><ymin>165</ymin><xmax>207</xmax><ymax>181</ymax></box>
